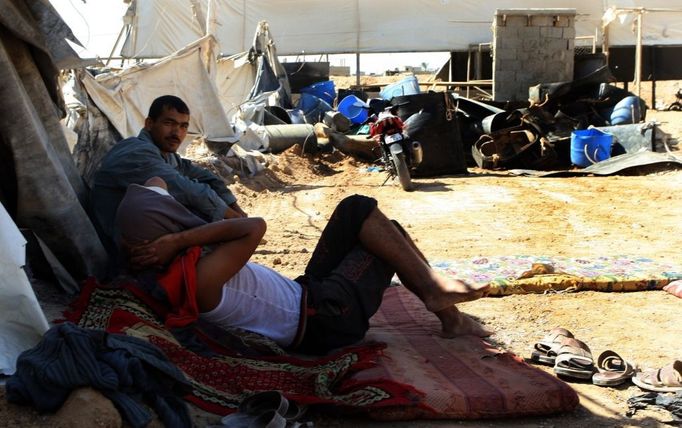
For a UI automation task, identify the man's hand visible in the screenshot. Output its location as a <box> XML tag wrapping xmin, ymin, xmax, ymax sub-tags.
<box><xmin>126</xmin><ymin>235</ymin><xmax>182</xmax><ymax>270</ymax></box>
<box><xmin>224</xmin><ymin>202</ymin><xmax>247</xmax><ymax>219</ymax></box>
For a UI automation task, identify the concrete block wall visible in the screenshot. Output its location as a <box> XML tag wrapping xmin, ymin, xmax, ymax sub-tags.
<box><xmin>492</xmin><ymin>9</ymin><xmax>576</xmax><ymax>102</ymax></box>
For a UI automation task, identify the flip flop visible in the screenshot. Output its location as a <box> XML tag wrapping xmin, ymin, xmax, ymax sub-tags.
<box><xmin>632</xmin><ymin>360</ymin><xmax>682</xmax><ymax>393</ymax></box>
<box><xmin>592</xmin><ymin>350</ymin><xmax>635</xmax><ymax>387</ymax></box>
<box><xmin>663</xmin><ymin>280</ymin><xmax>682</xmax><ymax>298</ymax></box>
<box><xmin>220</xmin><ymin>410</ymin><xmax>288</xmax><ymax>428</ymax></box>
<box><xmin>530</xmin><ymin>327</ymin><xmax>574</xmax><ymax>366</ymax></box>
<box><xmin>553</xmin><ymin>337</ymin><xmax>595</xmax><ymax>380</ymax></box>
<box><xmin>221</xmin><ymin>391</ymin><xmax>307</xmax><ymax>427</ymax></box>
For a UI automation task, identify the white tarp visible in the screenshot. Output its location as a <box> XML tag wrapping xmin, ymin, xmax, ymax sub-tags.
<box><xmin>0</xmin><ymin>204</ymin><xmax>50</xmax><ymax>375</ymax></box>
<box><xmin>82</xmin><ymin>36</ymin><xmax>237</xmax><ymax>143</ymax></box>
<box><xmin>120</xmin><ymin>0</ymin><xmax>682</xmax><ymax>58</ymax></box>
<box><xmin>216</xmin><ymin>52</ymin><xmax>256</xmax><ymax>121</ymax></box>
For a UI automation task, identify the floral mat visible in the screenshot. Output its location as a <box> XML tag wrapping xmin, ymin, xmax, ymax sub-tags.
<box><xmin>424</xmin><ymin>256</ymin><xmax>682</xmax><ymax>296</ymax></box>
<box><xmin>64</xmin><ymin>279</ymin><xmax>425</xmax><ymax>416</ymax></box>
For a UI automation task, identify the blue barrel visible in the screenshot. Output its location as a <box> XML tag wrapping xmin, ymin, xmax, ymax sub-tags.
<box><xmin>297</xmin><ymin>93</ymin><xmax>332</xmax><ymax>123</ymax></box>
<box><xmin>300</xmin><ymin>81</ymin><xmax>336</xmax><ymax>105</ymax></box>
<box><xmin>379</xmin><ymin>75</ymin><xmax>420</xmax><ymax>100</ymax></box>
<box><xmin>610</xmin><ymin>95</ymin><xmax>645</xmax><ymax>125</ymax></box>
<box><xmin>338</xmin><ymin>95</ymin><xmax>368</xmax><ymax>124</ymax></box>
<box><xmin>570</xmin><ymin>129</ymin><xmax>613</xmax><ymax>167</ymax></box>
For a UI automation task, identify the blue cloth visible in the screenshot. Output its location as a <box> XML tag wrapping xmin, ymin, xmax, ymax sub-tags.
<box><xmin>92</xmin><ymin>129</ymin><xmax>237</xmax><ymax>248</ymax></box>
<box><xmin>6</xmin><ymin>323</ymin><xmax>192</xmax><ymax>428</ymax></box>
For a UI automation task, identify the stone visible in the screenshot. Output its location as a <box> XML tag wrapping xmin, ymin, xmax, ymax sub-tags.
<box><xmin>51</xmin><ymin>388</ymin><xmax>122</xmax><ymax>428</ymax></box>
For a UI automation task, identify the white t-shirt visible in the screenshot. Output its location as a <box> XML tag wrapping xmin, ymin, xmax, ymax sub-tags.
<box><xmin>199</xmin><ymin>262</ymin><xmax>303</xmax><ymax>347</ymax></box>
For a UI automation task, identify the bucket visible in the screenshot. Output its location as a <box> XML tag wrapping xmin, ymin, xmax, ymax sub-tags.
<box><xmin>300</xmin><ymin>80</ymin><xmax>336</xmax><ymax>105</ymax></box>
<box><xmin>379</xmin><ymin>75</ymin><xmax>420</xmax><ymax>101</ymax></box>
<box><xmin>570</xmin><ymin>128</ymin><xmax>613</xmax><ymax>167</ymax></box>
<box><xmin>338</xmin><ymin>95</ymin><xmax>368</xmax><ymax>124</ymax></box>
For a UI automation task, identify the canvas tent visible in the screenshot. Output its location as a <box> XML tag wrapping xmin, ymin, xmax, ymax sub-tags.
<box><xmin>119</xmin><ymin>0</ymin><xmax>682</xmax><ymax>59</ymax></box>
<box><xmin>72</xmin><ymin>20</ymin><xmax>293</xmax><ymax>185</ymax></box>
<box><xmin>0</xmin><ymin>0</ymin><xmax>107</xmax><ymax>373</ymax></box>
<box><xmin>80</xmin><ymin>36</ymin><xmax>237</xmax><ymax>150</ymax></box>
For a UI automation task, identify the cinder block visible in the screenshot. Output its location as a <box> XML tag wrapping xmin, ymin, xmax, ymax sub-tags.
<box><xmin>523</xmin><ymin>38</ymin><xmax>540</xmax><ymax>50</ymax></box>
<box><xmin>551</xmin><ymin>50</ymin><xmax>570</xmax><ymax>62</ymax></box>
<box><xmin>542</xmin><ymin>39</ymin><xmax>563</xmax><ymax>53</ymax></box>
<box><xmin>495</xmin><ymin>26</ymin><xmax>518</xmax><ymax>40</ymax></box>
<box><xmin>515</xmin><ymin>49</ymin><xmax>532</xmax><ymax>61</ymax></box>
<box><xmin>493</xmin><ymin>69</ymin><xmax>516</xmax><ymax>83</ymax></box>
<box><xmin>495</xmin><ymin>34</ymin><xmax>521</xmax><ymax>50</ymax></box>
<box><xmin>563</xmin><ymin>27</ymin><xmax>576</xmax><ymax>40</ymax></box>
<box><xmin>518</xmin><ymin>26</ymin><xmax>541</xmax><ymax>38</ymax></box>
<box><xmin>494</xmin><ymin>47</ymin><xmax>518</xmax><ymax>61</ymax></box>
<box><xmin>540</xmin><ymin>26</ymin><xmax>564</xmax><ymax>39</ymax></box>
<box><xmin>530</xmin><ymin>15</ymin><xmax>554</xmax><ymax>27</ymax></box>
<box><xmin>503</xmin><ymin>15</ymin><xmax>529</xmax><ymax>27</ymax></box>
<box><xmin>496</xmin><ymin>58</ymin><xmax>521</xmax><ymax>71</ymax></box>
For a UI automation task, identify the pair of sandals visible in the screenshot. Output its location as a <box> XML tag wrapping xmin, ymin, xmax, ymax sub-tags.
<box><xmin>530</xmin><ymin>327</ymin><xmax>634</xmax><ymax>386</ymax></box>
<box><xmin>216</xmin><ymin>391</ymin><xmax>309</xmax><ymax>428</ymax></box>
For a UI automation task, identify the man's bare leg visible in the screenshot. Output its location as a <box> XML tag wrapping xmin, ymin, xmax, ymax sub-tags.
<box><xmin>436</xmin><ymin>307</ymin><xmax>492</xmax><ymax>338</ymax></box>
<box><xmin>358</xmin><ymin>208</ymin><xmax>489</xmax><ymax>318</ymax></box>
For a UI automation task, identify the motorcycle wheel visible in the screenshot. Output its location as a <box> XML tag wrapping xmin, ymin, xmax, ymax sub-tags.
<box><xmin>667</xmin><ymin>102</ymin><xmax>682</xmax><ymax>111</ymax></box>
<box><xmin>391</xmin><ymin>152</ymin><xmax>413</xmax><ymax>191</ymax></box>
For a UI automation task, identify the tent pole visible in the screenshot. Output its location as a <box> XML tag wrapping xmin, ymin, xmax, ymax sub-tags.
<box><xmin>105</xmin><ymin>24</ymin><xmax>127</xmax><ymax>66</ymax></box>
<box><xmin>356</xmin><ymin>53</ymin><xmax>361</xmax><ymax>86</ymax></box>
<box><xmin>634</xmin><ymin>8</ymin><xmax>643</xmax><ymax>99</ymax></box>
<box><xmin>602</xmin><ymin>19</ymin><xmax>609</xmax><ymax>63</ymax></box>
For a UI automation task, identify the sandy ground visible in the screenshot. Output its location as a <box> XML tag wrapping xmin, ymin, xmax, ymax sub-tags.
<box><xmin>2</xmin><ymin>110</ymin><xmax>681</xmax><ymax>427</ymax></box>
<box><xmin>232</xmin><ymin>109</ymin><xmax>682</xmax><ymax>427</ymax></box>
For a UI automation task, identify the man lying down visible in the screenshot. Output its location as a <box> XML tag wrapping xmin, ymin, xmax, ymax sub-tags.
<box><xmin>115</xmin><ymin>177</ymin><xmax>491</xmax><ymax>355</ymax></box>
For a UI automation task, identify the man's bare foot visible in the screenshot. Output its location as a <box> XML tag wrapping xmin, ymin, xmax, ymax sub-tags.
<box><xmin>436</xmin><ymin>307</ymin><xmax>492</xmax><ymax>338</ymax></box>
<box><xmin>422</xmin><ymin>278</ymin><xmax>490</xmax><ymax>313</ymax></box>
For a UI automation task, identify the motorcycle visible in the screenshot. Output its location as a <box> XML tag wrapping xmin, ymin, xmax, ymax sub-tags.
<box><xmin>665</xmin><ymin>88</ymin><xmax>682</xmax><ymax>111</ymax></box>
<box><xmin>369</xmin><ymin>105</ymin><xmax>423</xmax><ymax>191</ymax></box>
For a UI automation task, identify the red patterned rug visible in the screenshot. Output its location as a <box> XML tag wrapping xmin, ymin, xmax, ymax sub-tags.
<box><xmin>63</xmin><ymin>279</ymin><xmax>424</xmax><ymax>416</ymax></box>
<box><xmin>356</xmin><ymin>286</ymin><xmax>580</xmax><ymax>420</ymax></box>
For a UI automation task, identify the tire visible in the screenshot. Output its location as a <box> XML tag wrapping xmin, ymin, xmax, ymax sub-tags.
<box><xmin>668</xmin><ymin>103</ymin><xmax>682</xmax><ymax>111</ymax></box>
<box><xmin>392</xmin><ymin>152</ymin><xmax>413</xmax><ymax>191</ymax></box>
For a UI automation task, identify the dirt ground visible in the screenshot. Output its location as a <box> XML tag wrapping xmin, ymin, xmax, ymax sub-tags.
<box><xmin>1</xmin><ymin>108</ymin><xmax>681</xmax><ymax>426</ymax></box>
<box><xmin>232</xmin><ymin>108</ymin><xmax>682</xmax><ymax>427</ymax></box>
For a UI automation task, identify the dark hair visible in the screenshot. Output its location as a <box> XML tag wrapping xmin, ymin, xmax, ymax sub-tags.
<box><xmin>147</xmin><ymin>95</ymin><xmax>190</xmax><ymax>120</ymax></box>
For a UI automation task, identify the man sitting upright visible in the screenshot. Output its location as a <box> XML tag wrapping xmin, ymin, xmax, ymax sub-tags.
<box><xmin>92</xmin><ymin>95</ymin><xmax>245</xmax><ymax>262</ymax></box>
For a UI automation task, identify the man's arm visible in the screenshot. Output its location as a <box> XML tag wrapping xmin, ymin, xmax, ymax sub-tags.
<box><xmin>129</xmin><ymin>217</ymin><xmax>266</xmax><ymax>311</ymax></box>
<box><xmin>129</xmin><ymin>217</ymin><xmax>265</xmax><ymax>268</ymax></box>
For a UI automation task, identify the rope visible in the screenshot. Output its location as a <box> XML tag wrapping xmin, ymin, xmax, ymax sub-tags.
<box><xmin>444</xmin><ymin>92</ymin><xmax>457</xmax><ymax>122</ymax></box>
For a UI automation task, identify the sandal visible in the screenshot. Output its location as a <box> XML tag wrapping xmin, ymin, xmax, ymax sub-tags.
<box><xmin>220</xmin><ymin>391</ymin><xmax>307</xmax><ymax>427</ymax></box>
<box><xmin>592</xmin><ymin>350</ymin><xmax>635</xmax><ymax>387</ymax></box>
<box><xmin>530</xmin><ymin>327</ymin><xmax>574</xmax><ymax>366</ymax></box>
<box><xmin>553</xmin><ymin>337</ymin><xmax>595</xmax><ymax>380</ymax></box>
<box><xmin>632</xmin><ymin>360</ymin><xmax>682</xmax><ymax>392</ymax></box>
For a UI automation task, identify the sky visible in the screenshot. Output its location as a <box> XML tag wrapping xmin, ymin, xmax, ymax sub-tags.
<box><xmin>49</xmin><ymin>0</ymin><xmax>449</xmax><ymax>74</ymax></box>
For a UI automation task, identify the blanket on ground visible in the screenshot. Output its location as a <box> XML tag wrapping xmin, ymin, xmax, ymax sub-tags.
<box><xmin>64</xmin><ymin>279</ymin><xmax>424</xmax><ymax>416</ymax></box>
<box><xmin>421</xmin><ymin>255</ymin><xmax>682</xmax><ymax>296</ymax></box>
<box><xmin>355</xmin><ymin>286</ymin><xmax>580</xmax><ymax>420</ymax></box>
